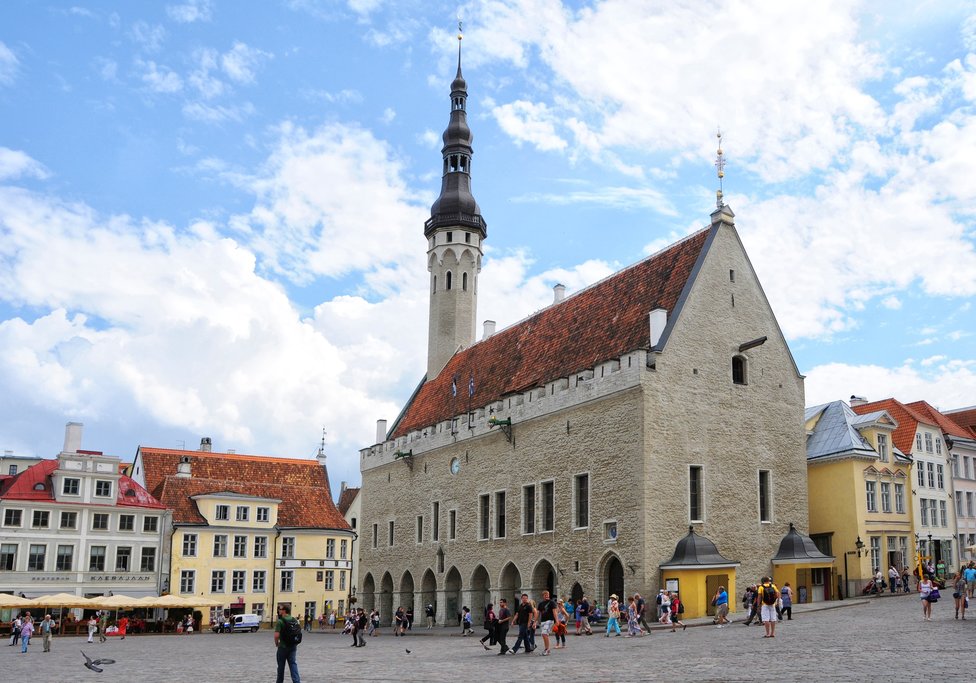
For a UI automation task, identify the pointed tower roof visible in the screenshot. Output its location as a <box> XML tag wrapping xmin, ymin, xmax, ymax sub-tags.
<box><xmin>426</xmin><ymin>27</ymin><xmax>485</xmax><ymax>238</ymax></box>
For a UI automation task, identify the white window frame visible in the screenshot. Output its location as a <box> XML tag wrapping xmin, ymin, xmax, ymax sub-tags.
<box><xmin>494</xmin><ymin>490</ymin><xmax>507</xmax><ymax>539</ymax></box>
<box><xmin>865</xmin><ymin>480</ymin><xmax>877</xmax><ymax>513</ymax></box>
<box><xmin>540</xmin><ymin>479</ymin><xmax>555</xmax><ymax>533</ymax></box>
<box><xmin>478</xmin><ymin>493</ymin><xmax>490</xmax><ymax>541</ymax></box>
<box><xmin>522</xmin><ymin>484</ymin><xmax>536</xmax><ymax>535</ymax></box>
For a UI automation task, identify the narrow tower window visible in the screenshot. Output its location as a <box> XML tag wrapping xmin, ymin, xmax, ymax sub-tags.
<box><xmin>432</xmin><ymin>275</ymin><xmax>436</xmax><ymax>293</ymax></box>
<box><xmin>732</xmin><ymin>355</ymin><xmax>747</xmax><ymax>385</ymax></box>
<box><xmin>446</xmin><ymin>271</ymin><xmax>452</xmax><ymax>290</ymax></box>
<box><xmin>462</xmin><ymin>272</ymin><xmax>468</xmax><ymax>291</ymax></box>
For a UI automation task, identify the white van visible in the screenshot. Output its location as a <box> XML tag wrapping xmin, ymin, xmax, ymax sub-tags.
<box><xmin>213</xmin><ymin>613</ymin><xmax>261</xmax><ymax>633</ymax></box>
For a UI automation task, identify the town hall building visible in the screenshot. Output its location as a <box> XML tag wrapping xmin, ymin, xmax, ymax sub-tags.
<box><xmin>357</xmin><ymin>44</ymin><xmax>819</xmax><ymax>622</ymax></box>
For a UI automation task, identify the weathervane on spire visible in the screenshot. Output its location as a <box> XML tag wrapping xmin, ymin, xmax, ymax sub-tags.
<box><xmin>715</xmin><ymin>128</ymin><xmax>726</xmax><ymax>210</ymax></box>
<box><xmin>318</xmin><ymin>427</ymin><xmax>327</xmax><ymax>457</ymax></box>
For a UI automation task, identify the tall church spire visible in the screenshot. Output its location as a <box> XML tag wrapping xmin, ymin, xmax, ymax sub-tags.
<box><xmin>425</xmin><ymin>24</ymin><xmax>486</xmax><ymax>381</ymax></box>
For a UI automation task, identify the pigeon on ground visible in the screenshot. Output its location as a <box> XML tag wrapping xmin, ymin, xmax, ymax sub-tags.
<box><xmin>82</xmin><ymin>650</ymin><xmax>117</xmax><ymax>673</ymax></box>
<box><xmin>405</xmin><ymin>649</ymin><xmax>411</xmax><ymax>654</ymax></box>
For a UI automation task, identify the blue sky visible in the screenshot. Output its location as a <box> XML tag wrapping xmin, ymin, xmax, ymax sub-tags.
<box><xmin>1</xmin><ymin>0</ymin><xmax>974</xmax><ymax>494</ymax></box>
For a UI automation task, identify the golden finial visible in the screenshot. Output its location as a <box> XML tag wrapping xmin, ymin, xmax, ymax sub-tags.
<box><xmin>715</xmin><ymin>128</ymin><xmax>726</xmax><ymax>209</ymax></box>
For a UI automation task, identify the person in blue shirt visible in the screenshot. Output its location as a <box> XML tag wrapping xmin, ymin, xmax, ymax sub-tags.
<box><xmin>712</xmin><ymin>586</ymin><xmax>729</xmax><ymax>626</ymax></box>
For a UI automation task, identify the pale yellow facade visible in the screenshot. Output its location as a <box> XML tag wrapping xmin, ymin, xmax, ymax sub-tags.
<box><xmin>807</xmin><ymin>407</ymin><xmax>914</xmax><ymax>599</ymax></box>
<box><xmin>168</xmin><ymin>492</ymin><xmax>354</xmax><ymax>626</ymax></box>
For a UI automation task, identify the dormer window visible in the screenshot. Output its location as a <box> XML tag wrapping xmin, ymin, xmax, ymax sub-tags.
<box><xmin>732</xmin><ymin>355</ymin><xmax>747</xmax><ymax>385</ymax></box>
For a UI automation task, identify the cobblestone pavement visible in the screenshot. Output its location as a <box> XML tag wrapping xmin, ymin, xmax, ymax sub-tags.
<box><xmin>3</xmin><ymin>594</ymin><xmax>973</xmax><ymax>682</ymax></box>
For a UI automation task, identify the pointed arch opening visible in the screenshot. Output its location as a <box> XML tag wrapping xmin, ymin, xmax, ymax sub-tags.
<box><xmin>399</xmin><ymin>570</ymin><xmax>416</xmax><ymax>618</ymax></box>
<box><xmin>470</xmin><ymin>564</ymin><xmax>491</xmax><ymax>625</ymax></box>
<box><xmin>531</xmin><ymin>558</ymin><xmax>557</xmax><ymax>598</ymax></box>
<box><xmin>379</xmin><ymin>571</ymin><xmax>394</xmax><ymax>623</ymax></box>
<box><xmin>444</xmin><ymin>566</ymin><xmax>463</xmax><ymax>626</ymax></box>
<box><xmin>499</xmin><ymin>562</ymin><xmax>522</xmax><ymax>605</ymax></box>
<box><xmin>597</xmin><ymin>551</ymin><xmax>625</xmax><ymax>606</ymax></box>
<box><xmin>361</xmin><ymin>572</ymin><xmax>376</xmax><ymax>612</ymax></box>
<box><xmin>420</xmin><ymin>569</ymin><xmax>437</xmax><ymax>617</ymax></box>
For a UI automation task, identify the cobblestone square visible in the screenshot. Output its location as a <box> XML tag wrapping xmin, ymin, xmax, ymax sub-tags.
<box><xmin>3</xmin><ymin>595</ymin><xmax>972</xmax><ymax>682</ymax></box>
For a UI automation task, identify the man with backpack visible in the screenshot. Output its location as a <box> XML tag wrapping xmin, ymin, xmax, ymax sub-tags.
<box><xmin>274</xmin><ymin>604</ymin><xmax>302</xmax><ymax>683</ymax></box>
<box><xmin>757</xmin><ymin>577</ymin><xmax>780</xmax><ymax>639</ymax></box>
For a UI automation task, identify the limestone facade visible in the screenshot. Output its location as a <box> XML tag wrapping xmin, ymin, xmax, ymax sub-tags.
<box><xmin>358</xmin><ymin>211</ymin><xmax>808</xmax><ymax>625</ymax></box>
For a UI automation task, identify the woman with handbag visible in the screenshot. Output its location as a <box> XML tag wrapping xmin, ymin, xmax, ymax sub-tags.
<box><xmin>919</xmin><ymin>575</ymin><xmax>938</xmax><ymax>621</ymax></box>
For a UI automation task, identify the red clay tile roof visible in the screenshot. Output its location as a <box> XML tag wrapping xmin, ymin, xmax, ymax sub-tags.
<box><xmin>137</xmin><ymin>447</ymin><xmax>349</xmax><ymax>530</ymax></box>
<box><xmin>906</xmin><ymin>401</ymin><xmax>973</xmax><ymax>441</ymax></box>
<box><xmin>336</xmin><ymin>487</ymin><xmax>360</xmax><ymax>516</ymax></box>
<box><xmin>852</xmin><ymin>398</ymin><xmax>934</xmax><ymax>455</ymax></box>
<box><xmin>946</xmin><ymin>407</ymin><xmax>976</xmax><ymax>437</ymax></box>
<box><xmin>391</xmin><ymin>227</ymin><xmax>711</xmax><ymax>438</ymax></box>
<box><xmin>0</xmin><ymin>458</ymin><xmax>165</xmax><ymax>508</ymax></box>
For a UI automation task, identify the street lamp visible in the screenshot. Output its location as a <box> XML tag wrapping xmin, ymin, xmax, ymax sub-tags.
<box><xmin>842</xmin><ymin>536</ymin><xmax>865</xmax><ymax>599</ymax></box>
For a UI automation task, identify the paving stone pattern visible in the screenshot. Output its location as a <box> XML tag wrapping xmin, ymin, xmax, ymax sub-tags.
<box><xmin>3</xmin><ymin>595</ymin><xmax>973</xmax><ymax>682</ymax></box>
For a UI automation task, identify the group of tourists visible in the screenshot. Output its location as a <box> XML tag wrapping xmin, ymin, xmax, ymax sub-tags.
<box><xmin>7</xmin><ymin>611</ymin><xmax>55</xmax><ymax>653</ymax></box>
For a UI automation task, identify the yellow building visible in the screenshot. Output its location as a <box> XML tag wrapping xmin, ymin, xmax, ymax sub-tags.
<box><xmin>806</xmin><ymin>401</ymin><xmax>913</xmax><ymax>599</ymax></box>
<box><xmin>132</xmin><ymin>440</ymin><xmax>354</xmax><ymax>627</ymax></box>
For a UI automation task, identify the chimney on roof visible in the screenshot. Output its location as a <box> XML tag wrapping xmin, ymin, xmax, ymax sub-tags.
<box><xmin>63</xmin><ymin>422</ymin><xmax>83</xmax><ymax>454</ymax></box>
<box><xmin>376</xmin><ymin>419</ymin><xmax>387</xmax><ymax>445</ymax></box>
<box><xmin>553</xmin><ymin>283</ymin><xmax>565</xmax><ymax>304</ymax></box>
<box><xmin>649</xmin><ymin>308</ymin><xmax>668</xmax><ymax>348</ymax></box>
<box><xmin>199</xmin><ymin>437</ymin><xmax>212</xmax><ymax>452</ymax></box>
<box><xmin>483</xmin><ymin>320</ymin><xmax>496</xmax><ymax>340</ymax></box>
<box><xmin>850</xmin><ymin>395</ymin><xmax>868</xmax><ymax>407</ymax></box>
<box><xmin>176</xmin><ymin>455</ymin><xmax>192</xmax><ymax>478</ymax></box>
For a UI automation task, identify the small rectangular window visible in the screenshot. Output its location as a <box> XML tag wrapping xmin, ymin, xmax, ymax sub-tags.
<box><xmin>877</xmin><ymin>434</ymin><xmax>889</xmax><ymax>462</ymax></box>
<box><xmin>92</xmin><ymin>513</ymin><xmax>109</xmax><ymax>530</ymax></box>
<box><xmin>937</xmin><ymin>464</ymin><xmax>944</xmax><ymax>490</ymax></box>
<box><xmin>758</xmin><ymin>470</ymin><xmax>772</xmax><ymax>522</ymax></box>
<box><xmin>236</xmin><ymin>505</ymin><xmax>249</xmax><ymax>522</ymax></box>
<box><xmin>211</xmin><ymin>570</ymin><xmax>225</xmax><ymax>593</ymax></box>
<box><xmin>60</xmin><ymin>511</ymin><xmax>77</xmax><ymax>529</ymax></box>
<box><xmin>541</xmin><ymin>480</ymin><xmax>554</xmax><ymax>532</ymax></box>
<box><xmin>865</xmin><ymin>480</ymin><xmax>877</xmax><ymax>512</ymax></box>
<box><xmin>927</xmin><ymin>462</ymin><xmax>935</xmax><ymax>488</ymax></box>
<box><xmin>234</xmin><ymin>535</ymin><xmax>247</xmax><ymax>558</ymax></box>
<box><xmin>282</xmin><ymin>537</ymin><xmax>295</xmax><ymax>558</ymax></box>
<box><xmin>62</xmin><ymin>478</ymin><xmax>80</xmax><ymax>495</ymax></box>
<box><xmin>523</xmin><ymin>485</ymin><xmax>536</xmax><ymax>534</ymax></box>
<box><xmin>372</xmin><ymin>523</ymin><xmax>379</xmax><ymax>548</ymax></box>
<box><xmin>689</xmin><ymin>466</ymin><xmax>703</xmax><ymax>522</ymax></box>
<box><xmin>388</xmin><ymin>520</ymin><xmax>395</xmax><ymax>546</ymax></box>
<box><xmin>479</xmin><ymin>494</ymin><xmax>490</xmax><ymax>540</ymax></box>
<box><xmin>28</xmin><ymin>544</ymin><xmax>46</xmax><ymax>571</ymax></box>
<box><xmin>0</xmin><ymin>543</ymin><xmax>16</xmax><ymax>571</ymax></box>
<box><xmin>140</xmin><ymin>547</ymin><xmax>156</xmax><ymax>572</ymax></box>
<box><xmin>446</xmin><ymin>231</ymin><xmax>453</xmax><ymax>242</ymax></box>
<box><xmin>280</xmin><ymin>570</ymin><xmax>294</xmax><ymax>592</ymax></box>
<box><xmin>213</xmin><ymin>534</ymin><xmax>227</xmax><ymax>557</ymax></box>
<box><xmin>495</xmin><ymin>491</ymin><xmax>506</xmax><ymax>538</ymax></box>
<box><xmin>143</xmin><ymin>516</ymin><xmax>159</xmax><ymax>533</ymax></box>
<box><xmin>32</xmin><ymin>510</ymin><xmax>50</xmax><ymax>528</ymax></box>
<box><xmin>253</xmin><ymin>570</ymin><xmax>266</xmax><ymax>592</ymax></box>
<box><xmin>574</xmin><ymin>474</ymin><xmax>589</xmax><ymax>528</ymax></box>
<box><xmin>94</xmin><ymin>480</ymin><xmax>112</xmax><ymax>497</ymax></box>
<box><xmin>183</xmin><ymin>533</ymin><xmax>198</xmax><ymax>557</ymax></box>
<box><xmin>232</xmin><ymin>570</ymin><xmax>246</xmax><ymax>593</ymax></box>
<box><xmin>416</xmin><ymin>515</ymin><xmax>424</xmax><ymax>544</ymax></box>
<box><xmin>326</xmin><ymin>538</ymin><xmax>335</xmax><ymax>558</ymax></box>
<box><xmin>257</xmin><ymin>507</ymin><xmax>270</xmax><ymax>522</ymax></box>
<box><xmin>254</xmin><ymin>536</ymin><xmax>268</xmax><ymax>558</ymax></box>
<box><xmin>880</xmin><ymin>482</ymin><xmax>891</xmax><ymax>513</ymax></box>
<box><xmin>325</xmin><ymin>570</ymin><xmax>334</xmax><ymax>590</ymax></box>
<box><xmin>340</xmin><ymin>539</ymin><xmax>348</xmax><ymax>559</ymax></box>
<box><xmin>449</xmin><ymin>509</ymin><xmax>457</xmax><ymax>540</ymax></box>
<box><xmin>925</xmin><ymin>433</ymin><xmax>933</xmax><ymax>452</ymax></box>
<box><xmin>432</xmin><ymin>502</ymin><xmax>440</xmax><ymax>541</ymax></box>
<box><xmin>180</xmin><ymin>570</ymin><xmax>195</xmax><ymax>593</ymax></box>
<box><xmin>57</xmin><ymin>544</ymin><xmax>74</xmax><ymax>571</ymax></box>
<box><xmin>895</xmin><ymin>483</ymin><xmax>905</xmax><ymax>514</ymax></box>
<box><xmin>215</xmin><ymin>505</ymin><xmax>229</xmax><ymax>521</ymax></box>
<box><xmin>118</xmin><ymin>514</ymin><xmax>135</xmax><ymax>531</ymax></box>
<box><xmin>3</xmin><ymin>509</ymin><xmax>23</xmax><ymax>527</ymax></box>
<box><xmin>115</xmin><ymin>546</ymin><xmax>131</xmax><ymax>572</ymax></box>
<box><xmin>89</xmin><ymin>545</ymin><xmax>106</xmax><ymax>571</ymax></box>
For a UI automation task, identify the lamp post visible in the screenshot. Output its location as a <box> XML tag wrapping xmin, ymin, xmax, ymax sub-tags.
<box><xmin>842</xmin><ymin>536</ymin><xmax>865</xmax><ymax>599</ymax></box>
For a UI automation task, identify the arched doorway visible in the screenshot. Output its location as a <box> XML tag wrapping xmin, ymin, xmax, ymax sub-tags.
<box><xmin>420</xmin><ymin>568</ymin><xmax>437</xmax><ymax>621</ymax></box>
<box><xmin>444</xmin><ymin>566</ymin><xmax>462</xmax><ymax>626</ymax></box>
<box><xmin>399</xmin><ymin>570</ymin><xmax>415</xmax><ymax>619</ymax></box>
<box><xmin>602</xmin><ymin>554</ymin><xmax>624</xmax><ymax>605</ymax></box>
<box><xmin>570</xmin><ymin>582</ymin><xmax>584</xmax><ymax>607</ymax></box>
<box><xmin>531</xmin><ymin>558</ymin><xmax>557</xmax><ymax>598</ymax></box>
<box><xmin>361</xmin><ymin>573</ymin><xmax>375</xmax><ymax>612</ymax></box>
<box><xmin>499</xmin><ymin>562</ymin><xmax>522</xmax><ymax>605</ymax></box>
<box><xmin>470</xmin><ymin>565</ymin><xmax>491</xmax><ymax>625</ymax></box>
<box><xmin>379</xmin><ymin>572</ymin><xmax>394</xmax><ymax>623</ymax></box>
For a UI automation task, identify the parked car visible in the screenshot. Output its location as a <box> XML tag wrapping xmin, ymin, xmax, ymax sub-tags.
<box><xmin>212</xmin><ymin>613</ymin><xmax>261</xmax><ymax>633</ymax></box>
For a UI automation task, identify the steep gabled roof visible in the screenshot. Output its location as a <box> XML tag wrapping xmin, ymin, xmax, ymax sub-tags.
<box><xmin>337</xmin><ymin>486</ymin><xmax>360</xmax><ymax>516</ymax></box>
<box><xmin>945</xmin><ymin>406</ymin><xmax>976</xmax><ymax>438</ymax></box>
<box><xmin>137</xmin><ymin>446</ymin><xmax>349</xmax><ymax>530</ymax></box>
<box><xmin>852</xmin><ymin>398</ymin><xmax>933</xmax><ymax>455</ymax></box>
<box><xmin>906</xmin><ymin>401</ymin><xmax>973</xmax><ymax>441</ymax></box>
<box><xmin>391</xmin><ymin>226</ymin><xmax>711</xmax><ymax>438</ymax></box>
<box><xmin>0</xmin><ymin>458</ymin><xmax>165</xmax><ymax>509</ymax></box>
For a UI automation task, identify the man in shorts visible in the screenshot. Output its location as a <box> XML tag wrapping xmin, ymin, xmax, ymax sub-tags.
<box><xmin>758</xmin><ymin>577</ymin><xmax>780</xmax><ymax>638</ymax></box>
<box><xmin>536</xmin><ymin>591</ymin><xmax>556</xmax><ymax>656</ymax></box>
<box><xmin>964</xmin><ymin>563</ymin><xmax>976</xmax><ymax>597</ymax></box>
